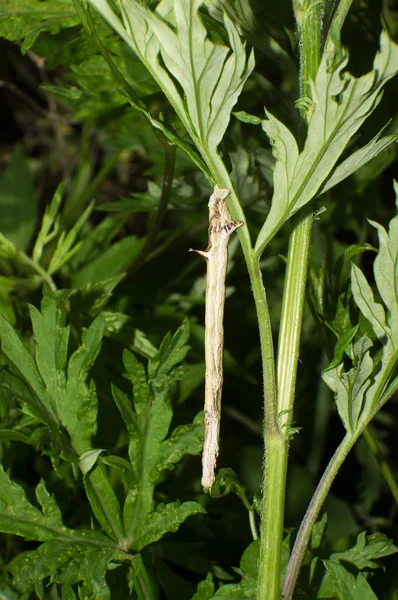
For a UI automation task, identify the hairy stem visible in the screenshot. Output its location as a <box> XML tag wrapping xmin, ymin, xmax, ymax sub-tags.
<box><xmin>282</xmin><ymin>432</ymin><xmax>355</xmax><ymax>599</ymax></box>
<box><xmin>256</xmin><ymin>2</ymin><xmax>324</xmax><ymax>599</ymax></box>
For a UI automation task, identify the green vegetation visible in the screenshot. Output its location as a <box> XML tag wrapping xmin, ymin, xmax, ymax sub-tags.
<box><xmin>0</xmin><ymin>1</ymin><xmax>397</xmax><ymax>598</ymax></box>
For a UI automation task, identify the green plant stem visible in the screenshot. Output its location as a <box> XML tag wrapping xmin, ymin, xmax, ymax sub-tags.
<box><xmin>283</xmin><ymin>343</ymin><xmax>398</xmax><ymax>595</ymax></box>
<box><xmin>128</xmin><ymin>142</ymin><xmax>176</xmax><ymax>277</ymax></box>
<box><xmin>277</xmin><ymin>212</ymin><xmax>313</xmax><ymax>421</ymax></box>
<box><xmin>282</xmin><ymin>432</ymin><xmax>356</xmax><ymax>599</ymax></box>
<box><xmin>248</xmin><ymin>2</ymin><xmax>323</xmax><ymax>598</ymax></box>
<box><xmin>22</xmin><ymin>254</ymin><xmax>57</xmax><ymax>292</ymax></box>
<box><xmin>325</xmin><ymin>0</ymin><xmax>355</xmax><ymax>50</ymax></box>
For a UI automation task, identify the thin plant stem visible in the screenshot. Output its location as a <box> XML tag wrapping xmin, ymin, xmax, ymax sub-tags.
<box><xmin>249</xmin><ymin>509</ymin><xmax>259</xmax><ymax>541</ymax></box>
<box><xmin>21</xmin><ymin>254</ymin><xmax>57</xmax><ymax>292</ymax></box>
<box><xmin>282</xmin><ymin>432</ymin><xmax>356</xmax><ymax>599</ymax></box>
<box><xmin>283</xmin><ymin>344</ymin><xmax>398</xmax><ymax>596</ymax></box>
<box><xmin>325</xmin><ymin>0</ymin><xmax>355</xmax><ymax>51</ymax></box>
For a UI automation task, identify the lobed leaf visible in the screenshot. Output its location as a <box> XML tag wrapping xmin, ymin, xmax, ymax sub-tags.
<box><xmin>333</xmin><ymin>531</ymin><xmax>398</xmax><ymax>570</ymax></box>
<box><xmin>9</xmin><ymin>540</ymin><xmax>125</xmax><ymax>599</ymax></box>
<box><xmin>111</xmin><ymin>319</ymin><xmax>204</xmax><ymax>548</ymax></box>
<box><xmin>132</xmin><ymin>500</ymin><xmax>205</xmax><ymax>551</ymax></box>
<box><xmin>88</xmin><ymin>0</ymin><xmax>254</xmax><ymax>155</ymax></box>
<box><xmin>322</xmin><ymin>337</ymin><xmax>374</xmax><ymax>434</ymax></box>
<box><xmin>254</xmin><ymin>30</ymin><xmax>398</xmax><ymax>255</ymax></box>
<box><xmin>321</xmin><ymin>560</ymin><xmax>378</xmax><ymax>599</ymax></box>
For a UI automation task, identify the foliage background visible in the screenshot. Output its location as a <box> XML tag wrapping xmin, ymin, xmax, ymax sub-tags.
<box><xmin>0</xmin><ymin>0</ymin><xmax>397</xmax><ymax>597</ymax></box>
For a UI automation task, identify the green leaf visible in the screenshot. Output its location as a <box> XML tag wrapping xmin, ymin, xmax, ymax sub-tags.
<box><xmin>210</xmin><ymin>468</ymin><xmax>252</xmax><ymax>511</ymax></box>
<box><xmin>27</xmin><ymin>289</ymin><xmax>105</xmax><ymax>453</ymax></box>
<box><xmin>32</xmin><ymin>182</ymin><xmax>64</xmax><ymax>264</ymax></box>
<box><xmin>351</xmin><ymin>264</ymin><xmax>391</xmax><ymax>344</ymax></box>
<box><xmin>212</xmin><ymin>540</ymin><xmax>259</xmax><ymax>598</ymax></box>
<box><xmin>132</xmin><ymin>500</ymin><xmax>205</xmax><ymax>551</ymax></box>
<box><xmin>148</xmin><ymin>316</ymin><xmax>191</xmax><ymax>380</ymax></box>
<box><xmin>321</xmin><ymin>560</ymin><xmax>378</xmax><ymax>600</ymax></box>
<box><xmin>311</xmin><ymin>513</ymin><xmax>328</xmax><ymax>551</ymax></box>
<box><xmin>71</xmin><ymin>235</ymin><xmax>145</xmax><ymax>287</ymax></box>
<box><xmin>0</xmin><ymin>310</ymin><xmax>59</xmax><ymax>427</ymax></box>
<box><xmin>333</xmin><ymin>531</ymin><xmax>398</xmax><ymax>570</ymax></box>
<box><xmin>0</xmin><ymin>145</ymin><xmax>36</xmax><ymax>252</ymax></box>
<box><xmin>327</xmin><ymin>325</ymin><xmax>360</xmax><ymax>370</ymax></box>
<box><xmin>370</xmin><ymin>182</ymin><xmax>398</xmax><ymax>345</ymax></box>
<box><xmin>254</xmin><ymin>30</ymin><xmax>398</xmax><ymax>255</ymax></box>
<box><xmin>128</xmin><ymin>554</ymin><xmax>158</xmax><ymax>600</ymax></box>
<box><xmin>112</xmin><ymin>320</ymin><xmax>202</xmax><ymax>548</ymax></box>
<box><xmin>0</xmin><ymin>465</ymin><xmax>109</xmax><ymax>546</ymax></box>
<box><xmin>322</xmin><ymin>336</ymin><xmax>374</xmax><ymax>434</ymax></box>
<box><xmin>0</xmin><ymin>0</ymin><xmax>80</xmax><ymax>53</ymax></box>
<box><xmin>48</xmin><ymin>201</ymin><xmax>94</xmax><ymax>275</ymax></box>
<box><xmin>87</xmin><ymin>0</ymin><xmax>254</xmax><ymax>152</ymax></box>
<box><xmin>158</xmin><ymin>412</ymin><xmax>204</xmax><ymax>473</ymax></box>
<box><xmin>83</xmin><ymin>466</ymin><xmax>124</xmax><ymax>542</ymax></box>
<box><xmin>320</xmin><ymin>132</ymin><xmax>398</xmax><ymax>195</ymax></box>
<box><xmin>193</xmin><ymin>573</ymin><xmax>215</xmax><ymax>599</ymax></box>
<box><xmin>0</xmin><ymin>466</ymin><xmax>65</xmax><ymax>541</ymax></box>
<box><xmin>9</xmin><ymin>540</ymin><xmax>124</xmax><ymax>598</ymax></box>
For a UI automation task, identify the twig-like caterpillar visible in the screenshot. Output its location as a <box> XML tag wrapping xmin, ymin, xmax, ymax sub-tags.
<box><xmin>190</xmin><ymin>186</ymin><xmax>243</xmax><ymax>490</ymax></box>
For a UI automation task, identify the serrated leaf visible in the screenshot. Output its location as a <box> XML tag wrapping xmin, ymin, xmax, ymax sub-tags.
<box><xmin>0</xmin><ymin>467</ymin><xmax>65</xmax><ymax>540</ymax></box>
<box><xmin>113</xmin><ymin>321</ymin><xmax>200</xmax><ymax>548</ymax></box>
<box><xmin>158</xmin><ymin>411</ymin><xmax>204</xmax><ymax>473</ymax></box>
<box><xmin>132</xmin><ymin>500</ymin><xmax>205</xmax><ymax>551</ymax></box>
<box><xmin>254</xmin><ymin>30</ymin><xmax>398</xmax><ymax>255</ymax></box>
<box><xmin>0</xmin><ymin>145</ymin><xmax>37</xmax><ymax>252</ymax></box>
<box><xmin>0</xmin><ymin>466</ymin><xmax>108</xmax><ymax>546</ymax></box>
<box><xmin>9</xmin><ymin>540</ymin><xmax>122</xmax><ymax>599</ymax></box>
<box><xmin>88</xmin><ymin>0</ymin><xmax>254</xmax><ymax>154</ymax></box>
<box><xmin>332</xmin><ymin>531</ymin><xmax>398</xmax><ymax>570</ymax></box>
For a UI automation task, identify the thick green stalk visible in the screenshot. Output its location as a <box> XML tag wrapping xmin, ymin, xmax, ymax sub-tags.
<box><xmin>256</xmin><ymin>2</ymin><xmax>323</xmax><ymax>599</ymax></box>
